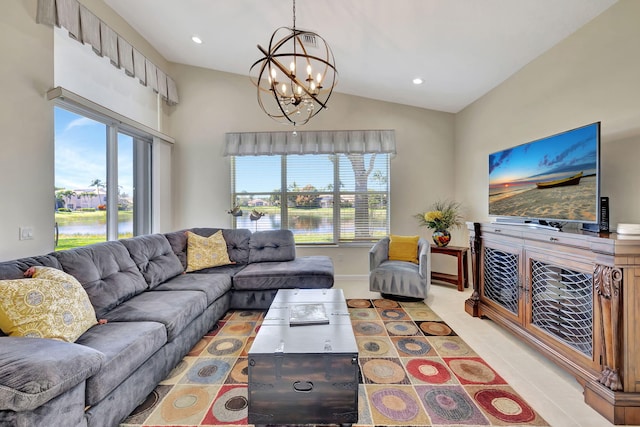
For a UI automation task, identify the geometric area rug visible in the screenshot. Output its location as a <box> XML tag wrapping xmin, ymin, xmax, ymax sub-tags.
<box><xmin>121</xmin><ymin>298</ymin><xmax>549</xmax><ymax>427</ymax></box>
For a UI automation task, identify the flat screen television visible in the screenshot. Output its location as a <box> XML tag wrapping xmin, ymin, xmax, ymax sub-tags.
<box><xmin>488</xmin><ymin>122</ymin><xmax>601</xmax><ymax>227</ymax></box>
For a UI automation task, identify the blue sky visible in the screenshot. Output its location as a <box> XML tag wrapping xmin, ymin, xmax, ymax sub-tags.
<box><xmin>55</xmin><ymin>105</ymin><xmax>386</xmax><ymax>198</ymax></box>
<box><xmin>235</xmin><ymin>154</ymin><xmax>388</xmax><ymax>194</ymax></box>
<box><xmin>489</xmin><ymin>123</ymin><xmax>598</xmax><ymax>186</ymax></box>
<box><xmin>55</xmin><ymin>107</ymin><xmax>133</xmax><ymax>196</ymax></box>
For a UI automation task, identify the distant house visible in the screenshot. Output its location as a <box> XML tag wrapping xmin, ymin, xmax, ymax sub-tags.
<box><xmin>248</xmin><ymin>198</ymin><xmax>268</xmax><ymax>207</ymax></box>
<box><xmin>56</xmin><ymin>188</ymin><xmax>106</xmax><ymax>210</ymax></box>
<box><xmin>319</xmin><ymin>195</ymin><xmax>333</xmax><ymax>208</ymax></box>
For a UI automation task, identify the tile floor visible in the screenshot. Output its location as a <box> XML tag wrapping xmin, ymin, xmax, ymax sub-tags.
<box><xmin>335</xmin><ymin>277</ymin><xmax>620</xmax><ymax>427</ymax></box>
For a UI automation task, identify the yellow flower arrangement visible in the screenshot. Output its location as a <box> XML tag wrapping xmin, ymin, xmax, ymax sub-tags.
<box><xmin>415</xmin><ymin>200</ymin><xmax>463</xmax><ymax>232</ymax></box>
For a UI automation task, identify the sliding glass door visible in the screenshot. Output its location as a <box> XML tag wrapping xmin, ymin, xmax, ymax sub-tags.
<box><xmin>54</xmin><ymin>106</ymin><xmax>151</xmax><ymax>249</ymax></box>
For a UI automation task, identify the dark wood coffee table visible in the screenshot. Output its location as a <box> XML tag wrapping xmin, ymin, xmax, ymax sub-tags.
<box><xmin>248</xmin><ymin>289</ymin><xmax>359</xmax><ymax>426</ymax></box>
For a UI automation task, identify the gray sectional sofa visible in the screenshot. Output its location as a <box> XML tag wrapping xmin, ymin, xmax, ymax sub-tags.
<box><xmin>0</xmin><ymin>228</ymin><xmax>334</xmax><ymax>427</ymax></box>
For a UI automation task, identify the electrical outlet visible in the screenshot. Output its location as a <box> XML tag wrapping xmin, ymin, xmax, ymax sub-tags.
<box><xmin>19</xmin><ymin>226</ymin><xmax>34</xmax><ymax>240</ymax></box>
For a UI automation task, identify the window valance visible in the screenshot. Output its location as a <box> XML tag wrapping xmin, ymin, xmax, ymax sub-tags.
<box><xmin>36</xmin><ymin>0</ymin><xmax>179</xmax><ymax>105</ymax></box>
<box><xmin>224</xmin><ymin>130</ymin><xmax>396</xmax><ymax>156</ymax></box>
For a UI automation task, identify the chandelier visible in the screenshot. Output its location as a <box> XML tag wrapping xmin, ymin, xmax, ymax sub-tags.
<box><xmin>250</xmin><ymin>0</ymin><xmax>337</xmax><ymax>126</ymax></box>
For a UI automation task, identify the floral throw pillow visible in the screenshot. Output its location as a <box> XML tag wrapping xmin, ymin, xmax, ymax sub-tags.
<box><xmin>185</xmin><ymin>230</ymin><xmax>232</xmax><ymax>272</ymax></box>
<box><xmin>0</xmin><ymin>267</ymin><xmax>97</xmax><ymax>342</ymax></box>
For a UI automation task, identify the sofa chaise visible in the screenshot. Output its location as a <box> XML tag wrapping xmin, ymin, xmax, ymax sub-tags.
<box><xmin>0</xmin><ymin>228</ymin><xmax>333</xmax><ymax>427</ymax></box>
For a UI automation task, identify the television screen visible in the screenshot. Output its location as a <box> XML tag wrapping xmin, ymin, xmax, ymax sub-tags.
<box><xmin>489</xmin><ymin>122</ymin><xmax>600</xmax><ymax>224</ymax></box>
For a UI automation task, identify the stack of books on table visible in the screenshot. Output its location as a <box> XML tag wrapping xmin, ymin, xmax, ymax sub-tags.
<box><xmin>289</xmin><ymin>303</ymin><xmax>330</xmax><ymax>326</ymax></box>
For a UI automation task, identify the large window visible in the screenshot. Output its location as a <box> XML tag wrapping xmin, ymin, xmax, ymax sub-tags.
<box><xmin>228</xmin><ymin>130</ymin><xmax>394</xmax><ymax>245</ymax></box>
<box><xmin>54</xmin><ymin>105</ymin><xmax>152</xmax><ymax>250</ymax></box>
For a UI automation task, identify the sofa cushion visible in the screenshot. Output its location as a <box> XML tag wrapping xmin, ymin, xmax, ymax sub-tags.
<box><xmin>233</xmin><ymin>256</ymin><xmax>334</xmax><ymax>290</ymax></box>
<box><xmin>154</xmin><ymin>273</ymin><xmax>232</xmax><ymax>305</ymax></box>
<box><xmin>52</xmin><ymin>241</ymin><xmax>149</xmax><ymax>319</ymax></box>
<box><xmin>183</xmin><ymin>263</ymin><xmax>247</xmax><ymax>276</ymax></box>
<box><xmin>185</xmin><ymin>230</ymin><xmax>233</xmax><ymax>272</ymax></box>
<box><xmin>0</xmin><ymin>255</ymin><xmax>62</xmax><ymax>280</ymax></box>
<box><xmin>76</xmin><ymin>321</ymin><xmax>167</xmax><ymax>405</ymax></box>
<box><xmin>248</xmin><ymin>229</ymin><xmax>296</xmax><ymax>263</ymax></box>
<box><xmin>120</xmin><ymin>234</ymin><xmax>184</xmax><ymax>288</ymax></box>
<box><xmin>0</xmin><ymin>337</ymin><xmax>104</xmax><ymax>411</ymax></box>
<box><xmin>165</xmin><ymin>228</ymin><xmax>251</xmax><ymax>267</ymax></box>
<box><xmin>103</xmin><ymin>290</ymin><xmax>207</xmax><ymax>341</ymax></box>
<box><xmin>0</xmin><ymin>267</ymin><xmax>97</xmax><ymax>342</ymax></box>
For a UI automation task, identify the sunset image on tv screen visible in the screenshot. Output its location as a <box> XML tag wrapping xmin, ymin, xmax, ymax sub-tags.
<box><xmin>488</xmin><ymin>122</ymin><xmax>599</xmax><ymax>222</ymax></box>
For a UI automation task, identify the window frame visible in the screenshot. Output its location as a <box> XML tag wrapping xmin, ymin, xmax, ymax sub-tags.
<box><xmin>53</xmin><ymin>96</ymin><xmax>154</xmax><ymax>246</ymax></box>
<box><xmin>230</xmin><ymin>152</ymin><xmax>391</xmax><ymax>246</ymax></box>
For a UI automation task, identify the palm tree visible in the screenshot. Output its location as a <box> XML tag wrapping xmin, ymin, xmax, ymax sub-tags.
<box><xmin>79</xmin><ymin>191</ymin><xmax>93</xmax><ymax>208</ymax></box>
<box><xmin>55</xmin><ymin>190</ymin><xmax>66</xmax><ymax>209</ymax></box>
<box><xmin>87</xmin><ymin>192</ymin><xmax>97</xmax><ymax>208</ymax></box>
<box><xmin>60</xmin><ymin>189</ymin><xmax>77</xmax><ymax>209</ymax></box>
<box><xmin>90</xmin><ymin>178</ymin><xmax>106</xmax><ymax>204</ymax></box>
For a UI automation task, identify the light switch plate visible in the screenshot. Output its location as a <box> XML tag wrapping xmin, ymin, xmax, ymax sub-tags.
<box><xmin>19</xmin><ymin>226</ymin><xmax>34</xmax><ymax>240</ymax></box>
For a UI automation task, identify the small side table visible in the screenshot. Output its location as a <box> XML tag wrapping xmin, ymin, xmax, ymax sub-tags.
<box><xmin>430</xmin><ymin>245</ymin><xmax>469</xmax><ymax>292</ymax></box>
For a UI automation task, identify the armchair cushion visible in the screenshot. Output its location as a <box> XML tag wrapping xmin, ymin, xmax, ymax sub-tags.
<box><xmin>388</xmin><ymin>234</ymin><xmax>420</xmax><ymax>263</ymax></box>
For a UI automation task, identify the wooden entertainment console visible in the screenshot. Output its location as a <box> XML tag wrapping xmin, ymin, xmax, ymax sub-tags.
<box><xmin>466</xmin><ymin>222</ymin><xmax>640</xmax><ymax>425</ymax></box>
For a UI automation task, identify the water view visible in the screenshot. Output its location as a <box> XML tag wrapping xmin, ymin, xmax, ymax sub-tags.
<box><xmin>236</xmin><ymin>210</ymin><xmax>388</xmax><ymax>242</ymax></box>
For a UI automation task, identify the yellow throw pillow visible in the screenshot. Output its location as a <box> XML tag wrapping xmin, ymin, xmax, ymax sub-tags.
<box><xmin>186</xmin><ymin>230</ymin><xmax>232</xmax><ymax>272</ymax></box>
<box><xmin>0</xmin><ymin>267</ymin><xmax>97</xmax><ymax>342</ymax></box>
<box><xmin>388</xmin><ymin>234</ymin><xmax>420</xmax><ymax>264</ymax></box>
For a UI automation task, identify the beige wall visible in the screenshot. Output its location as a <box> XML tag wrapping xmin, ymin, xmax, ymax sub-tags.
<box><xmin>0</xmin><ymin>1</ymin><xmax>54</xmax><ymax>259</ymax></box>
<box><xmin>168</xmin><ymin>65</ymin><xmax>455</xmax><ymax>275</ymax></box>
<box><xmin>455</xmin><ymin>0</ymin><xmax>640</xmax><ymax>231</ymax></box>
<box><xmin>0</xmin><ymin>0</ymin><xmax>174</xmax><ymax>261</ymax></box>
<box><xmin>3</xmin><ymin>0</ymin><xmax>634</xmax><ymax>281</ymax></box>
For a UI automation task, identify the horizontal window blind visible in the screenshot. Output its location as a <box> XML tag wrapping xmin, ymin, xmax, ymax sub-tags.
<box><xmin>230</xmin><ymin>153</ymin><xmax>390</xmax><ymax>244</ymax></box>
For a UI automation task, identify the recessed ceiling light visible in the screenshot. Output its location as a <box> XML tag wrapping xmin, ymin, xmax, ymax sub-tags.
<box><xmin>191</xmin><ymin>36</ymin><xmax>203</xmax><ymax>44</ymax></box>
<box><xmin>412</xmin><ymin>78</ymin><xmax>423</xmax><ymax>85</ymax></box>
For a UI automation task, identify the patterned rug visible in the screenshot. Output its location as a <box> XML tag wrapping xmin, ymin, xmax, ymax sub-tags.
<box><xmin>121</xmin><ymin>298</ymin><xmax>548</xmax><ymax>426</ymax></box>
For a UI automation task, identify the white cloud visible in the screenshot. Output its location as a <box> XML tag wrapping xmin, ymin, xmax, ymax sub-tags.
<box><xmin>65</xmin><ymin>117</ymin><xmax>98</xmax><ymax>131</ymax></box>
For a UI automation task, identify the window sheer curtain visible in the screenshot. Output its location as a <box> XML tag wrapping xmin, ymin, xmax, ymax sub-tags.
<box><xmin>224</xmin><ymin>130</ymin><xmax>396</xmax><ymax>156</ymax></box>
<box><xmin>36</xmin><ymin>0</ymin><xmax>179</xmax><ymax>105</ymax></box>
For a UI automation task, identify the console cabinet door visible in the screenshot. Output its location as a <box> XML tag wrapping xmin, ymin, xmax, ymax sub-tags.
<box><xmin>523</xmin><ymin>248</ymin><xmax>600</xmax><ymax>376</ymax></box>
<box><xmin>468</xmin><ymin>222</ymin><xmax>640</xmax><ymax>424</ymax></box>
<box><xmin>480</xmin><ymin>237</ymin><xmax>524</xmax><ymax>325</ymax></box>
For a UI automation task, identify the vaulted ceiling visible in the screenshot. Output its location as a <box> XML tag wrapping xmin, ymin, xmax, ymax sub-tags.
<box><xmin>104</xmin><ymin>0</ymin><xmax>617</xmax><ymax>113</ymax></box>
